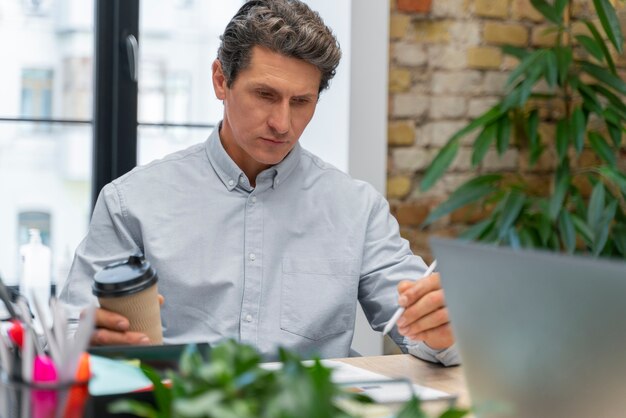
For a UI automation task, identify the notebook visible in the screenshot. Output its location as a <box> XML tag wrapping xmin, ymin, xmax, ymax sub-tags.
<box><xmin>430</xmin><ymin>238</ymin><xmax>626</xmax><ymax>418</ymax></box>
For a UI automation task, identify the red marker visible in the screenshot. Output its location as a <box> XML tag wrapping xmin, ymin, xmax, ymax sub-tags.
<box><xmin>7</xmin><ymin>319</ymin><xmax>23</xmax><ymax>348</ymax></box>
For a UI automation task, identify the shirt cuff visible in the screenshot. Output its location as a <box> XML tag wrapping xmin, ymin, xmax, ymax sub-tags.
<box><xmin>406</xmin><ymin>339</ymin><xmax>461</xmax><ymax>367</ymax></box>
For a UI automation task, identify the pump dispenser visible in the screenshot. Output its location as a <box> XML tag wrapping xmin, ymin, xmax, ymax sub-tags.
<box><xmin>19</xmin><ymin>228</ymin><xmax>52</xmax><ymax>320</ymax></box>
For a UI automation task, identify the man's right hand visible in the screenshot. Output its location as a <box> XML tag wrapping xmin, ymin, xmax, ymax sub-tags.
<box><xmin>89</xmin><ymin>294</ymin><xmax>164</xmax><ymax>346</ymax></box>
<box><xmin>90</xmin><ymin>308</ymin><xmax>150</xmax><ymax>346</ymax></box>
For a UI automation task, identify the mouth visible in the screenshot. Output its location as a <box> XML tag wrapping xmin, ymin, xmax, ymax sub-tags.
<box><xmin>260</xmin><ymin>137</ymin><xmax>287</xmax><ymax>145</ymax></box>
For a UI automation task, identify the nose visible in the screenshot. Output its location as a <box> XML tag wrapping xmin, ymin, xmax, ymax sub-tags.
<box><xmin>268</xmin><ymin>100</ymin><xmax>290</xmax><ymax>136</ymax></box>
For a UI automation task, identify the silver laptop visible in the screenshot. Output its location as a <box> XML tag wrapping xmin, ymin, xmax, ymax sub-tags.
<box><xmin>430</xmin><ymin>238</ymin><xmax>626</xmax><ymax>418</ymax></box>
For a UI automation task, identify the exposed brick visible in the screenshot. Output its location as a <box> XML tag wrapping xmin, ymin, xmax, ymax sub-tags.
<box><xmin>571</xmin><ymin>21</ymin><xmax>592</xmax><ymax>37</ymax></box>
<box><xmin>387</xmin><ymin>175</ymin><xmax>413</xmax><ymax>199</ymax></box>
<box><xmin>397</xmin><ymin>0</ymin><xmax>432</xmax><ymax>13</ymax></box>
<box><xmin>449</xmin><ymin>147</ymin><xmax>473</xmax><ymax>171</ymax></box>
<box><xmin>468</xmin><ymin>97</ymin><xmax>501</xmax><ymax>118</ymax></box>
<box><xmin>427</xmin><ymin>44</ymin><xmax>468</xmax><ymax>70</ymax></box>
<box><xmin>394</xmin><ymin>42</ymin><xmax>427</xmax><ymax>66</ymax></box>
<box><xmin>573</xmin><ymin>175</ymin><xmax>593</xmax><ymax>198</ymax></box>
<box><xmin>392</xmin><ymin>147</ymin><xmax>437</xmax><ymax>171</ymax></box>
<box><xmin>512</xmin><ymin>0</ymin><xmax>544</xmax><ymax>21</ymax></box>
<box><xmin>467</xmin><ymin>46</ymin><xmax>503</xmax><ymax>69</ymax></box>
<box><xmin>432</xmin><ymin>0</ymin><xmax>472</xmax><ymax>17</ymax></box>
<box><xmin>420</xmin><ymin>120</ymin><xmax>469</xmax><ymax>147</ymax></box>
<box><xmin>482</xmin><ymin>149</ymin><xmax>520</xmax><ymax>171</ymax></box>
<box><xmin>450</xmin><ymin>201</ymin><xmax>494</xmax><ymax>224</ymax></box>
<box><xmin>390</xmin><ymin>14</ymin><xmax>411</xmax><ymax>40</ymax></box>
<box><xmin>502</xmin><ymin>55</ymin><xmax>520</xmax><ymax>70</ymax></box>
<box><xmin>475</xmin><ymin>0</ymin><xmax>510</xmax><ymax>18</ymax></box>
<box><xmin>483</xmin><ymin>71</ymin><xmax>509</xmax><ymax>94</ymax></box>
<box><xmin>391</xmin><ymin>93</ymin><xmax>430</xmax><ymax>118</ymax></box>
<box><xmin>531</xmin><ymin>25</ymin><xmax>559</xmax><ymax>47</ymax></box>
<box><xmin>483</xmin><ymin>22</ymin><xmax>529</xmax><ymax>46</ymax></box>
<box><xmin>389</xmin><ymin>68</ymin><xmax>412</xmax><ymax>93</ymax></box>
<box><xmin>413</xmin><ymin>20</ymin><xmax>452</xmax><ymax>42</ymax></box>
<box><xmin>440</xmin><ymin>173</ymin><xmax>475</xmax><ymax>193</ymax></box>
<box><xmin>396</xmin><ymin>201</ymin><xmax>431</xmax><ymax>226</ymax></box>
<box><xmin>388</xmin><ymin>121</ymin><xmax>416</xmax><ymax>146</ymax></box>
<box><xmin>432</xmin><ymin>71</ymin><xmax>483</xmax><ymax>94</ymax></box>
<box><xmin>449</xmin><ymin>22</ymin><xmax>481</xmax><ymax>45</ymax></box>
<box><xmin>430</xmin><ymin>96</ymin><xmax>468</xmax><ymax>119</ymax></box>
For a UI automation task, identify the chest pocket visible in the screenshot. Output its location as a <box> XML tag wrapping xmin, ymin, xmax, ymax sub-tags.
<box><xmin>280</xmin><ymin>257</ymin><xmax>360</xmax><ymax>340</ymax></box>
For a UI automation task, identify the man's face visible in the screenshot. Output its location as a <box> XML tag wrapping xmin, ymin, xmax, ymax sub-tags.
<box><xmin>212</xmin><ymin>46</ymin><xmax>322</xmax><ymax>179</ymax></box>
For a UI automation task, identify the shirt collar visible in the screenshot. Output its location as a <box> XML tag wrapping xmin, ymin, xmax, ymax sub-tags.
<box><xmin>205</xmin><ymin>123</ymin><xmax>301</xmax><ymax>191</ymax></box>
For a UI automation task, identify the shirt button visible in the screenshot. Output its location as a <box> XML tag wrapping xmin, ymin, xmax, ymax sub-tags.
<box><xmin>245</xmin><ymin>314</ymin><xmax>253</xmax><ymax>323</ymax></box>
<box><xmin>249</xmin><ymin>253</ymin><xmax>256</xmax><ymax>261</ymax></box>
<box><xmin>228</xmin><ymin>179</ymin><xmax>234</xmax><ymax>186</ymax></box>
<box><xmin>251</xmin><ymin>196</ymin><xmax>257</xmax><ymax>203</ymax></box>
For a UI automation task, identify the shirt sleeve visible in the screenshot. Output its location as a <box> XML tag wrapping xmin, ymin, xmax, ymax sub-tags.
<box><xmin>356</xmin><ymin>190</ymin><xmax>459</xmax><ymax>366</ymax></box>
<box><xmin>58</xmin><ymin>182</ymin><xmax>142</xmax><ymax>322</ymax></box>
<box><xmin>407</xmin><ymin>340</ymin><xmax>461</xmax><ymax>367</ymax></box>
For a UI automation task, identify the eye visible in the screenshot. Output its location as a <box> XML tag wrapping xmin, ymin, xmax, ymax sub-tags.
<box><xmin>257</xmin><ymin>90</ymin><xmax>274</xmax><ymax>100</ymax></box>
<box><xmin>291</xmin><ymin>97</ymin><xmax>311</xmax><ymax>106</ymax></box>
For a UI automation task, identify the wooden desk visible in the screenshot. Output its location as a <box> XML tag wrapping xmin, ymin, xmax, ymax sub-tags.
<box><xmin>339</xmin><ymin>354</ymin><xmax>470</xmax><ymax>408</ymax></box>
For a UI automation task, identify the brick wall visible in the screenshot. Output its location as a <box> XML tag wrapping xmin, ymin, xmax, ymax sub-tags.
<box><xmin>387</xmin><ymin>0</ymin><xmax>625</xmax><ymax>260</ymax></box>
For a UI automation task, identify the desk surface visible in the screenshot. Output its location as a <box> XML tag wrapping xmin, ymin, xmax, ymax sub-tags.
<box><xmin>338</xmin><ymin>354</ymin><xmax>470</xmax><ymax>408</ymax></box>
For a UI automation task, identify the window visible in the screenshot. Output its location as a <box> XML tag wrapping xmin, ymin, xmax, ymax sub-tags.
<box><xmin>20</xmin><ymin>69</ymin><xmax>53</xmax><ymax>119</ymax></box>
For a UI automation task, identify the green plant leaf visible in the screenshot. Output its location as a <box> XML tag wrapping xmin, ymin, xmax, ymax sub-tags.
<box><xmin>599</xmin><ymin>166</ymin><xmax>626</xmax><ymax>195</ymax></box>
<box><xmin>587</xmin><ymin>180</ymin><xmax>606</xmax><ymax>232</ymax></box>
<box><xmin>141</xmin><ymin>364</ymin><xmax>172</xmax><ymax>415</ymax></box>
<box><xmin>572</xmin><ymin>214</ymin><xmax>594</xmax><ymax>245</ymax></box>
<box><xmin>421</xmin><ymin>140</ymin><xmax>459</xmax><ymax>192</ymax></box>
<box><xmin>423</xmin><ymin>175</ymin><xmax>502</xmax><ymax>226</ymax></box>
<box><xmin>606</xmin><ymin>119</ymin><xmax>622</xmax><ymax>148</ymax></box>
<box><xmin>108</xmin><ymin>400</ymin><xmax>159</xmax><ymax>418</ymax></box>
<box><xmin>544</xmin><ymin>50</ymin><xmax>558</xmax><ymax>87</ymax></box>
<box><xmin>584</xmin><ymin>20</ymin><xmax>617</xmax><ymax>74</ymax></box>
<box><xmin>575</xmin><ymin>34</ymin><xmax>604</xmax><ymax>61</ymax></box>
<box><xmin>558</xmin><ymin>211</ymin><xmax>576</xmax><ymax>254</ymax></box>
<box><xmin>577</xmin><ymin>82</ymin><xmax>604</xmax><ymax>115</ymax></box>
<box><xmin>590</xmin><ymin>83</ymin><xmax>626</xmax><ymax>120</ymax></box>
<box><xmin>501</xmin><ymin>45</ymin><xmax>530</xmax><ymax>60</ymax></box>
<box><xmin>506</xmin><ymin>50</ymin><xmax>546</xmax><ymax>88</ymax></box>
<box><xmin>497</xmin><ymin>191</ymin><xmax>526</xmax><ymax>241</ymax></box>
<box><xmin>439</xmin><ymin>408</ymin><xmax>471</xmax><ymax>418</ymax></box>
<box><xmin>531</xmin><ymin>0</ymin><xmax>561</xmax><ymax>24</ymax></box>
<box><xmin>580</xmin><ymin>61</ymin><xmax>626</xmax><ymax>95</ymax></box>
<box><xmin>472</xmin><ymin>123</ymin><xmax>497</xmax><ymax>167</ymax></box>
<box><xmin>554</xmin><ymin>0</ymin><xmax>568</xmax><ymax>15</ymax></box>
<box><xmin>588</xmin><ymin>132</ymin><xmax>616</xmax><ymax>166</ymax></box>
<box><xmin>421</xmin><ymin>106</ymin><xmax>503</xmax><ymax>191</ymax></box>
<box><xmin>496</xmin><ymin>116</ymin><xmax>511</xmax><ymax>155</ymax></box>
<box><xmin>571</xmin><ymin>107</ymin><xmax>586</xmax><ymax>154</ymax></box>
<box><xmin>549</xmin><ymin>166</ymin><xmax>570</xmax><ymax>221</ymax></box>
<box><xmin>556</xmin><ymin>119</ymin><xmax>569</xmax><ymax>163</ymax></box>
<box><xmin>554</xmin><ymin>46</ymin><xmax>573</xmax><ymax>85</ymax></box>
<box><xmin>461</xmin><ymin>218</ymin><xmax>496</xmax><ymax>241</ymax></box>
<box><xmin>593</xmin><ymin>200</ymin><xmax>617</xmax><ymax>256</ymax></box>
<box><xmin>613</xmin><ymin>224</ymin><xmax>626</xmax><ymax>256</ymax></box>
<box><xmin>592</xmin><ymin>0</ymin><xmax>624</xmax><ymax>53</ymax></box>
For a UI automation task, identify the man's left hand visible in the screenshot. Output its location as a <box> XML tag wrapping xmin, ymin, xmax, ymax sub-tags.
<box><xmin>395</xmin><ymin>273</ymin><xmax>454</xmax><ymax>350</ymax></box>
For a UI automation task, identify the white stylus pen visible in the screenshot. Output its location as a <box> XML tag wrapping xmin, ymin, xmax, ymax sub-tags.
<box><xmin>382</xmin><ymin>259</ymin><xmax>438</xmax><ymax>336</ymax></box>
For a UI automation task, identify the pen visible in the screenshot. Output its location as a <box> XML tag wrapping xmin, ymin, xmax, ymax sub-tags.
<box><xmin>382</xmin><ymin>260</ymin><xmax>438</xmax><ymax>336</ymax></box>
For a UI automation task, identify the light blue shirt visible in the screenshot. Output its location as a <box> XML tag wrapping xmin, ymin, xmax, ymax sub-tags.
<box><xmin>60</xmin><ymin>127</ymin><xmax>459</xmax><ymax>365</ymax></box>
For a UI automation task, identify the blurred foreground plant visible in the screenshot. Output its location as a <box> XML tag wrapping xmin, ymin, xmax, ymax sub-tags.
<box><xmin>109</xmin><ymin>339</ymin><xmax>468</xmax><ymax>418</ymax></box>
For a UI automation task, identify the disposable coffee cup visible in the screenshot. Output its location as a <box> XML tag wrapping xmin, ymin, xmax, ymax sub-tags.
<box><xmin>92</xmin><ymin>255</ymin><xmax>163</xmax><ymax>344</ymax></box>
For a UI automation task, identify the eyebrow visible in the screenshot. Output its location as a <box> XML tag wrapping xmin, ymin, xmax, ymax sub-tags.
<box><xmin>254</xmin><ymin>83</ymin><xmax>318</xmax><ymax>101</ymax></box>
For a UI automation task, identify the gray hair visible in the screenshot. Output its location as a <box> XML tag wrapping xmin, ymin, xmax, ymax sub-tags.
<box><xmin>218</xmin><ymin>0</ymin><xmax>341</xmax><ymax>93</ymax></box>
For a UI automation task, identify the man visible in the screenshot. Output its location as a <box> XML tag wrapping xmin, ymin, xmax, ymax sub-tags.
<box><xmin>60</xmin><ymin>0</ymin><xmax>459</xmax><ymax>366</ymax></box>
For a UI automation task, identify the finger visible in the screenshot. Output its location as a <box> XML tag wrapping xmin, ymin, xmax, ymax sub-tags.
<box><xmin>396</xmin><ymin>280</ymin><xmax>413</xmax><ymax>294</ymax></box>
<box><xmin>399</xmin><ymin>307</ymin><xmax>449</xmax><ymax>337</ymax></box>
<box><xmin>398</xmin><ymin>289</ymin><xmax>446</xmax><ymax>328</ymax></box>
<box><xmin>95</xmin><ymin>308</ymin><xmax>130</xmax><ymax>332</ymax></box>
<box><xmin>91</xmin><ymin>329</ymin><xmax>151</xmax><ymax>346</ymax></box>
<box><xmin>398</xmin><ymin>273</ymin><xmax>441</xmax><ymax>307</ymax></box>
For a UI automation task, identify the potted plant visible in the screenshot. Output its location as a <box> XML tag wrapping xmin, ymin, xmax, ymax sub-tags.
<box><xmin>107</xmin><ymin>339</ymin><xmax>468</xmax><ymax>418</ymax></box>
<box><xmin>420</xmin><ymin>0</ymin><xmax>626</xmax><ymax>258</ymax></box>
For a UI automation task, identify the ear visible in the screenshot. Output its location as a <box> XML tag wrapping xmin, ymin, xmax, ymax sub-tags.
<box><xmin>212</xmin><ymin>59</ymin><xmax>228</xmax><ymax>100</ymax></box>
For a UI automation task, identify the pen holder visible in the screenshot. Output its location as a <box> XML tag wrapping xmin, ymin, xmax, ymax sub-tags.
<box><xmin>0</xmin><ymin>374</ymin><xmax>91</xmax><ymax>418</ymax></box>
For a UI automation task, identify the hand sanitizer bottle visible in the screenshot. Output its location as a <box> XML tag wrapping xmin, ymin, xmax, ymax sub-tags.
<box><xmin>20</xmin><ymin>228</ymin><xmax>52</xmax><ymax>323</ymax></box>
